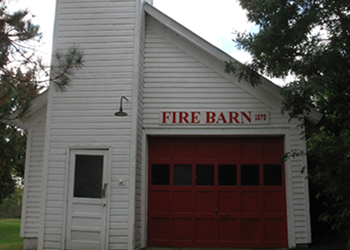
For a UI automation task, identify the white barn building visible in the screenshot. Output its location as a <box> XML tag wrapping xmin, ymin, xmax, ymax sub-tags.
<box><xmin>9</xmin><ymin>0</ymin><xmax>322</xmax><ymax>249</ymax></box>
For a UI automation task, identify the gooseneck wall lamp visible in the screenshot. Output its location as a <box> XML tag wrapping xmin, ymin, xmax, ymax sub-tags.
<box><xmin>114</xmin><ymin>96</ymin><xmax>129</xmax><ymax>116</ymax></box>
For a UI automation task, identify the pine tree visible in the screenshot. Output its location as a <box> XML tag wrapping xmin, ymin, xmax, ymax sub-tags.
<box><xmin>0</xmin><ymin>0</ymin><xmax>84</xmax><ymax>203</ymax></box>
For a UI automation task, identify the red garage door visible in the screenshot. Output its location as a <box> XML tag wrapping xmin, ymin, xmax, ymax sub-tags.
<box><xmin>147</xmin><ymin>137</ymin><xmax>287</xmax><ymax>249</ymax></box>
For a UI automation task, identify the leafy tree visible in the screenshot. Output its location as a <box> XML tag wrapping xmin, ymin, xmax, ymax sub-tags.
<box><xmin>225</xmin><ymin>0</ymin><xmax>350</xmax><ymax>244</ymax></box>
<box><xmin>0</xmin><ymin>123</ymin><xmax>26</xmax><ymax>205</ymax></box>
<box><xmin>0</xmin><ymin>181</ymin><xmax>23</xmax><ymax>218</ymax></box>
<box><xmin>0</xmin><ymin>0</ymin><xmax>84</xmax><ymax>204</ymax></box>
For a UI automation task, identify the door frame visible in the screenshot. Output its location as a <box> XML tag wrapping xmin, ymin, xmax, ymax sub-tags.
<box><xmin>65</xmin><ymin>148</ymin><xmax>111</xmax><ymax>250</ymax></box>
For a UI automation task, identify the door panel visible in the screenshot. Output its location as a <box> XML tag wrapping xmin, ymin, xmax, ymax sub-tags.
<box><xmin>66</xmin><ymin>150</ymin><xmax>109</xmax><ymax>250</ymax></box>
<box><xmin>148</xmin><ymin>137</ymin><xmax>287</xmax><ymax>248</ymax></box>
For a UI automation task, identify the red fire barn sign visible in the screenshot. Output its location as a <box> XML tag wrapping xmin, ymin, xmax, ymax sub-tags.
<box><xmin>159</xmin><ymin>111</ymin><xmax>270</xmax><ymax>125</ymax></box>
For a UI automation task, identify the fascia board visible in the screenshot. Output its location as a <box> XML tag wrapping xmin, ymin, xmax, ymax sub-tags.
<box><xmin>24</xmin><ymin>90</ymin><xmax>49</xmax><ymax>118</ymax></box>
<box><xmin>1</xmin><ymin>90</ymin><xmax>49</xmax><ymax>130</ymax></box>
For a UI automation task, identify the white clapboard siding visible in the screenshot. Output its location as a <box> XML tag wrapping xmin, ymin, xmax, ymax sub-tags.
<box><xmin>31</xmin><ymin>0</ymin><xmax>310</xmax><ymax>248</ymax></box>
<box><xmin>21</xmin><ymin>107</ymin><xmax>46</xmax><ymax>238</ymax></box>
<box><xmin>143</xmin><ymin>14</ymin><xmax>311</xmax><ymax>246</ymax></box>
<box><xmin>39</xmin><ymin>0</ymin><xmax>142</xmax><ymax>249</ymax></box>
<box><xmin>134</xmin><ymin>2</ymin><xmax>147</xmax><ymax>249</ymax></box>
<box><xmin>289</xmin><ymin>126</ymin><xmax>311</xmax><ymax>244</ymax></box>
<box><xmin>143</xmin><ymin>28</ymin><xmax>271</xmax><ymax>126</ymax></box>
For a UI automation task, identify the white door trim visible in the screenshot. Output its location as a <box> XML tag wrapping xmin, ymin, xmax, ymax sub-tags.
<box><xmin>65</xmin><ymin>149</ymin><xmax>110</xmax><ymax>250</ymax></box>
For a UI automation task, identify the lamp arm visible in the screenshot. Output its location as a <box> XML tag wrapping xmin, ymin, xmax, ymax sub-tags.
<box><xmin>119</xmin><ymin>96</ymin><xmax>129</xmax><ymax>111</ymax></box>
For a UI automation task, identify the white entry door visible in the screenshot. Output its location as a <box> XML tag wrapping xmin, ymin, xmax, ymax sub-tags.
<box><xmin>66</xmin><ymin>149</ymin><xmax>109</xmax><ymax>250</ymax></box>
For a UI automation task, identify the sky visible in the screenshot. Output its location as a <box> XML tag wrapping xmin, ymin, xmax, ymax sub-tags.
<box><xmin>7</xmin><ymin>0</ymin><xmax>286</xmax><ymax>84</ymax></box>
<box><xmin>8</xmin><ymin>0</ymin><xmax>253</xmax><ymax>63</ymax></box>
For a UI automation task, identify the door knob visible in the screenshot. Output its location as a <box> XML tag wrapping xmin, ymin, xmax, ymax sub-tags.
<box><xmin>215</xmin><ymin>209</ymin><xmax>219</xmax><ymax>213</ymax></box>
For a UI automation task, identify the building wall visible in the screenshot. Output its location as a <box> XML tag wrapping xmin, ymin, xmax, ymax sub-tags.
<box><xmin>38</xmin><ymin>0</ymin><xmax>145</xmax><ymax>249</ymax></box>
<box><xmin>24</xmin><ymin>1</ymin><xmax>311</xmax><ymax>249</ymax></box>
<box><xmin>143</xmin><ymin>16</ymin><xmax>287</xmax><ymax>128</ymax></box>
<box><xmin>21</xmin><ymin>106</ymin><xmax>46</xmax><ymax>244</ymax></box>
<box><xmin>134</xmin><ymin>1</ymin><xmax>148</xmax><ymax>249</ymax></box>
<box><xmin>142</xmin><ymin>15</ymin><xmax>311</xmax><ymax>248</ymax></box>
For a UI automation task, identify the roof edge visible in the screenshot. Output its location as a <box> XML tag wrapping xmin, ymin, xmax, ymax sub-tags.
<box><xmin>1</xmin><ymin>90</ymin><xmax>48</xmax><ymax>130</ymax></box>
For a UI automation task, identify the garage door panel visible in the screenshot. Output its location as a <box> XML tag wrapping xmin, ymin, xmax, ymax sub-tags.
<box><xmin>172</xmin><ymin>218</ymin><xmax>192</xmax><ymax>241</ymax></box>
<box><xmin>173</xmin><ymin>191</ymin><xmax>193</xmax><ymax>213</ymax></box>
<box><xmin>195</xmin><ymin>218</ymin><xmax>216</xmax><ymax>242</ymax></box>
<box><xmin>218</xmin><ymin>191</ymin><xmax>239</xmax><ymax>214</ymax></box>
<box><xmin>195</xmin><ymin>191</ymin><xmax>216</xmax><ymax>213</ymax></box>
<box><xmin>240</xmin><ymin>138</ymin><xmax>262</xmax><ymax>159</ymax></box>
<box><xmin>148</xmin><ymin>137</ymin><xmax>287</xmax><ymax>248</ymax></box>
<box><xmin>196</xmin><ymin>138</ymin><xmax>217</xmax><ymax>160</ymax></box>
<box><xmin>218</xmin><ymin>218</ymin><xmax>239</xmax><ymax>243</ymax></box>
<box><xmin>241</xmin><ymin>191</ymin><xmax>261</xmax><ymax>214</ymax></box>
<box><xmin>241</xmin><ymin>219</ymin><xmax>263</xmax><ymax>243</ymax></box>
<box><xmin>148</xmin><ymin>217</ymin><xmax>170</xmax><ymax>242</ymax></box>
<box><xmin>264</xmin><ymin>219</ymin><xmax>287</xmax><ymax>243</ymax></box>
<box><xmin>173</xmin><ymin>138</ymin><xmax>194</xmax><ymax>160</ymax></box>
<box><xmin>149</xmin><ymin>137</ymin><xmax>172</xmax><ymax>160</ymax></box>
<box><xmin>264</xmin><ymin>191</ymin><xmax>285</xmax><ymax>214</ymax></box>
<box><xmin>149</xmin><ymin>190</ymin><xmax>171</xmax><ymax>213</ymax></box>
<box><xmin>218</xmin><ymin>138</ymin><xmax>239</xmax><ymax>160</ymax></box>
<box><xmin>263</xmin><ymin>137</ymin><xmax>285</xmax><ymax>160</ymax></box>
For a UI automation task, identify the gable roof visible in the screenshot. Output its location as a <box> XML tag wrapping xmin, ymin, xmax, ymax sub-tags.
<box><xmin>2</xmin><ymin>4</ymin><xmax>322</xmax><ymax>128</ymax></box>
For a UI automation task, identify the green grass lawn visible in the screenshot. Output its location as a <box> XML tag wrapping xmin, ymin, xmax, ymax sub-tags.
<box><xmin>0</xmin><ymin>217</ymin><xmax>347</xmax><ymax>250</ymax></box>
<box><xmin>0</xmin><ymin>219</ymin><xmax>23</xmax><ymax>250</ymax></box>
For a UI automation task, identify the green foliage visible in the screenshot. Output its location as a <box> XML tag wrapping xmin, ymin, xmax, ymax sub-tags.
<box><xmin>0</xmin><ymin>185</ymin><xmax>22</xmax><ymax>218</ymax></box>
<box><xmin>224</xmin><ymin>60</ymin><xmax>261</xmax><ymax>87</ymax></box>
<box><xmin>229</xmin><ymin>0</ymin><xmax>350</xmax><ymax>244</ymax></box>
<box><xmin>0</xmin><ymin>2</ymin><xmax>38</xmax><ymax>203</ymax></box>
<box><xmin>0</xmin><ymin>0</ymin><xmax>84</xmax><ymax>91</ymax></box>
<box><xmin>0</xmin><ymin>0</ymin><xmax>84</xmax><ymax>204</ymax></box>
<box><xmin>0</xmin><ymin>124</ymin><xmax>25</xmax><ymax>205</ymax></box>
<box><xmin>307</xmin><ymin>128</ymin><xmax>350</xmax><ymax>240</ymax></box>
<box><xmin>51</xmin><ymin>46</ymin><xmax>85</xmax><ymax>91</ymax></box>
<box><xmin>0</xmin><ymin>1</ymin><xmax>41</xmax><ymax>71</ymax></box>
<box><xmin>230</xmin><ymin>0</ymin><xmax>350</xmax><ymax>122</ymax></box>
